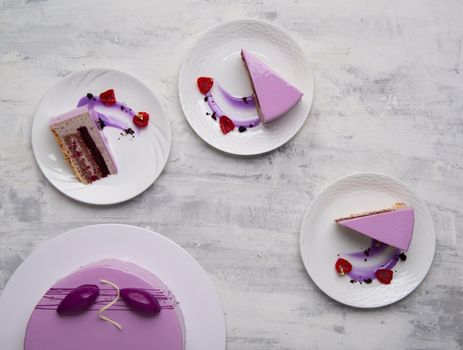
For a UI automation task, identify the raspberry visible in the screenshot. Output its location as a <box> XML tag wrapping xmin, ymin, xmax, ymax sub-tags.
<box><xmin>133</xmin><ymin>112</ymin><xmax>150</xmax><ymax>128</ymax></box>
<box><xmin>99</xmin><ymin>89</ymin><xmax>116</xmax><ymax>106</ymax></box>
<box><xmin>197</xmin><ymin>77</ymin><xmax>214</xmax><ymax>94</ymax></box>
<box><xmin>375</xmin><ymin>269</ymin><xmax>393</xmax><ymax>284</ymax></box>
<box><xmin>219</xmin><ymin>116</ymin><xmax>235</xmax><ymax>134</ymax></box>
<box><xmin>335</xmin><ymin>258</ymin><xmax>352</xmax><ymax>275</ymax></box>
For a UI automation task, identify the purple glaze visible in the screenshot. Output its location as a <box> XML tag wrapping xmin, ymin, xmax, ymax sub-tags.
<box><xmin>56</xmin><ymin>284</ymin><xmax>100</xmax><ymax>315</ymax></box>
<box><xmin>120</xmin><ymin>288</ymin><xmax>161</xmax><ymax>315</ymax></box>
<box><xmin>25</xmin><ymin>259</ymin><xmax>185</xmax><ymax>350</ymax></box>
<box><xmin>77</xmin><ymin>95</ymin><xmax>136</xmax><ymax>133</ymax></box>
<box><xmin>342</xmin><ymin>240</ymin><xmax>400</xmax><ymax>282</ymax></box>
<box><xmin>206</xmin><ymin>90</ymin><xmax>260</xmax><ymax>128</ymax></box>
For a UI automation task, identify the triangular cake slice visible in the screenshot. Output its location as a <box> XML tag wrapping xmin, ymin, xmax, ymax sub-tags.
<box><xmin>335</xmin><ymin>203</ymin><xmax>415</xmax><ymax>251</ymax></box>
<box><xmin>241</xmin><ymin>49</ymin><xmax>303</xmax><ymax>123</ymax></box>
<box><xmin>49</xmin><ymin>106</ymin><xmax>117</xmax><ymax>184</ymax></box>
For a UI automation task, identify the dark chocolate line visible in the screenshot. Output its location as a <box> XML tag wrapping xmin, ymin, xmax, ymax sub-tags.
<box><xmin>35</xmin><ymin>306</ymin><xmax>176</xmax><ymax>310</ymax></box>
<box><xmin>48</xmin><ymin>288</ymin><xmax>162</xmax><ymax>291</ymax></box>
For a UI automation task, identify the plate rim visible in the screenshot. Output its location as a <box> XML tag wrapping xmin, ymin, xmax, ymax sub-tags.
<box><xmin>0</xmin><ymin>223</ymin><xmax>226</xmax><ymax>349</ymax></box>
<box><xmin>178</xmin><ymin>18</ymin><xmax>314</xmax><ymax>156</ymax></box>
<box><xmin>31</xmin><ymin>68</ymin><xmax>172</xmax><ymax>205</ymax></box>
<box><xmin>299</xmin><ymin>172</ymin><xmax>436</xmax><ymax>308</ymax></box>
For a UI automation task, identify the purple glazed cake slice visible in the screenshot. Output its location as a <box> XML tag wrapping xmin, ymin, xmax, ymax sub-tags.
<box><xmin>49</xmin><ymin>106</ymin><xmax>117</xmax><ymax>184</ymax></box>
<box><xmin>241</xmin><ymin>49</ymin><xmax>304</xmax><ymax>123</ymax></box>
<box><xmin>336</xmin><ymin>203</ymin><xmax>415</xmax><ymax>251</ymax></box>
<box><xmin>24</xmin><ymin>259</ymin><xmax>185</xmax><ymax>350</ymax></box>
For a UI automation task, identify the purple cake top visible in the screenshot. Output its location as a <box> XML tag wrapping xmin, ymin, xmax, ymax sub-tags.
<box><xmin>24</xmin><ymin>259</ymin><xmax>185</xmax><ymax>350</ymax></box>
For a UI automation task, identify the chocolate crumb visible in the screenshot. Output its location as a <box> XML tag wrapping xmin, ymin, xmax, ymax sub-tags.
<box><xmin>204</xmin><ymin>96</ymin><xmax>208</xmax><ymax>102</ymax></box>
<box><xmin>399</xmin><ymin>252</ymin><xmax>407</xmax><ymax>261</ymax></box>
<box><xmin>87</xmin><ymin>93</ymin><xmax>93</xmax><ymax>99</ymax></box>
<box><xmin>206</xmin><ymin>112</ymin><xmax>210</xmax><ymax>115</ymax></box>
<box><xmin>242</xmin><ymin>97</ymin><xmax>248</xmax><ymax>104</ymax></box>
<box><xmin>238</xmin><ymin>126</ymin><xmax>247</xmax><ymax>133</ymax></box>
<box><xmin>97</xmin><ymin>118</ymin><xmax>105</xmax><ymax>129</ymax></box>
<box><xmin>120</xmin><ymin>105</ymin><xmax>125</xmax><ymax>111</ymax></box>
<box><xmin>364</xmin><ymin>258</ymin><xmax>367</xmax><ymax>262</ymax></box>
<box><xmin>364</xmin><ymin>278</ymin><xmax>372</xmax><ymax>284</ymax></box>
<box><xmin>350</xmin><ymin>279</ymin><xmax>355</xmax><ymax>283</ymax></box>
<box><xmin>211</xmin><ymin>112</ymin><xmax>217</xmax><ymax>121</ymax></box>
<box><xmin>124</xmin><ymin>128</ymin><xmax>135</xmax><ymax>135</ymax></box>
<box><xmin>363</xmin><ymin>250</ymin><xmax>370</xmax><ymax>257</ymax></box>
<box><xmin>249</xmin><ymin>124</ymin><xmax>253</xmax><ymax>128</ymax></box>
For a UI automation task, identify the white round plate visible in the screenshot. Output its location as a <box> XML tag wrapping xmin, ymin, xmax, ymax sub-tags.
<box><xmin>0</xmin><ymin>224</ymin><xmax>225</xmax><ymax>349</ymax></box>
<box><xmin>32</xmin><ymin>69</ymin><xmax>171</xmax><ymax>205</ymax></box>
<box><xmin>179</xmin><ymin>19</ymin><xmax>314</xmax><ymax>155</ymax></box>
<box><xmin>300</xmin><ymin>173</ymin><xmax>436</xmax><ymax>308</ymax></box>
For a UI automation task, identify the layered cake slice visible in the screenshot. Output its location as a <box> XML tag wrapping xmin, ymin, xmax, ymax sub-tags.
<box><xmin>241</xmin><ymin>49</ymin><xmax>304</xmax><ymax>123</ymax></box>
<box><xmin>335</xmin><ymin>203</ymin><xmax>415</xmax><ymax>251</ymax></box>
<box><xmin>25</xmin><ymin>259</ymin><xmax>185</xmax><ymax>350</ymax></box>
<box><xmin>49</xmin><ymin>106</ymin><xmax>117</xmax><ymax>184</ymax></box>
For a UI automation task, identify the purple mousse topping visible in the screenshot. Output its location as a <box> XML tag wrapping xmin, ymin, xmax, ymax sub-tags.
<box><xmin>341</xmin><ymin>240</ymin><xmax>401</xmax><ymax>283</ymax></box>
<box><xmin>26</xmin><ymin>260</ymin><xmax>184</xmax><ymax>350</ymax></box>
<box><xmin>56</xmin><ymin>284</ymin><xmax>100</xmax><ymax>315</ymax></box>
<box><xmin>120</xmin><ymin>288</ymin><xmax>161</xmax><ymax>315</ymax></box>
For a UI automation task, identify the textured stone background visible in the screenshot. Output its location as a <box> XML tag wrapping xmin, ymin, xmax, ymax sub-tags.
<box><xmin>0</xmin><ymin>0</ymin><xmax>462</xmax><ymax>349</ymax></box>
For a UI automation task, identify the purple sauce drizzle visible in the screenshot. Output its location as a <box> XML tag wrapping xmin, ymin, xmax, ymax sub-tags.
<box><xmin>77</xmin><ymin>95</ymin><xmax>136</xmax><ymax>134</ymax></box>
<box><xmin>215</xmin><ymin>83</ymin><xmax>255</xmax><ymax>109</ymax></box>
<box><xmin>205</xmin><ymin>83</ymin><xmax>261</xmax><ymax>128</ymax></box>
<box><xmin>341</xmin><ymin>240</ymin><xmax>401</xmax><ymax>282</ymax></box>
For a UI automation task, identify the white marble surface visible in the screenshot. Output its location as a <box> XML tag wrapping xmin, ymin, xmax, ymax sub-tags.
<box><xmin>0</xmin><ymin>0</ymin><xmax>462</xmax><ymax>349</ymax></box>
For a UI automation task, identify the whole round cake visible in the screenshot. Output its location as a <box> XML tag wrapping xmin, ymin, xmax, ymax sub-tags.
<box><xmin>24</xmin><ymin>259</ymin><xmax>185</xmax><ymax>350</ymax></box>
